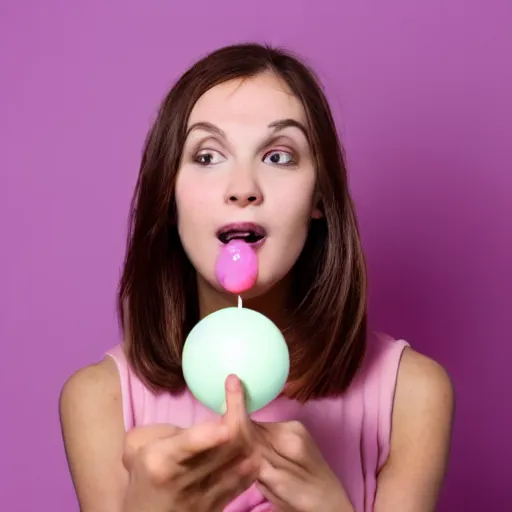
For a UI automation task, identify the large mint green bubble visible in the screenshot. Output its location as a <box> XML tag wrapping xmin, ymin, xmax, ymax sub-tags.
<box><xmin>182</xmin><ymin>307</ymin><xmax>290</xmax><ymax>414</ymax></box>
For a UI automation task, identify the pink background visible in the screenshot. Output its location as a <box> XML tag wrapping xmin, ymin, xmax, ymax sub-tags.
<box><xmin>1</xmin><ymin>1</ymin><xmax>511</xmax><ymax>510</ymax></box>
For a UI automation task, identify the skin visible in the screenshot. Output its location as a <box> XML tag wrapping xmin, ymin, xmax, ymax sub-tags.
<box><xmin>175</xmin><ymin>72</ymin><xmax>322</xmax><ymax>323</ymax></box>
<box><xmin>60</xmin><ymin>72</ymin><xmax>455</xmax><ymax>511</ymax></box>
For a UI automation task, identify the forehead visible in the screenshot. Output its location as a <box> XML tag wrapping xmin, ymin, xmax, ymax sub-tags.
<box><xmin>187</xmin><ymin>72</ymin><xmax>307</xmax><ymax>128</ymax></box>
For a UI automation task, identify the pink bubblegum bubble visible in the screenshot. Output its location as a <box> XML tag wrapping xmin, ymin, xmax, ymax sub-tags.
<box><xmin>215</xmin><ymin>240</ymin><xmax>258</xmax><ymax>293</ymax></box>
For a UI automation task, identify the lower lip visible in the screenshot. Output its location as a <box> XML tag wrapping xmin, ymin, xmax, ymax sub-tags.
<box><xmin>249</xmin><ymin>237</ymin><xmax>266</xmax><ymax>249</ymax></box>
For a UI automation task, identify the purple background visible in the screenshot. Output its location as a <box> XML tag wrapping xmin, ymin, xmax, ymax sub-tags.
<box><xmin>1</xmin><ymin>1</ymin><xmax>511</xmax><ymax>510</ymax></box>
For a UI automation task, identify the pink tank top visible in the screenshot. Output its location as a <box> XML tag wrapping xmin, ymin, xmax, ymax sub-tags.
<box><xmin>106</xmin><ymin>331</ymin><xmax>409</xmax><ymax>512</ymax></box>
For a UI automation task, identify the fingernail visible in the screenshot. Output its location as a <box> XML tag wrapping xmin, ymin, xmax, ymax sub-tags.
<box><xmin>226</xmin><ymin>374</ymin><xmax>240</xmax><ymax>392</ymax></box>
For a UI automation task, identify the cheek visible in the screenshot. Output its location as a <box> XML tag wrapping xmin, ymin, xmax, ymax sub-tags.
<box><xmin>174</xmin><ymin>178</ymin><xmax>214</xmax><ymax>273</ymax></box>
<box><xmin>175</xmin><ymin>176</ymin><xmax>215</xmax><ymax>231</ymax></box>
<box><xmin>275</xmin><ymin>186</ymin><xmax>315</xmax><ymax>233</ymax></box>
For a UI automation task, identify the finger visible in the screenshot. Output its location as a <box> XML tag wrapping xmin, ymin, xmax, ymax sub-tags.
<box><xmin>123</xmin><ymin>423</ymin><xmax>182</xmax><ymax>469</ymax></box>
<box><xmin>257</xmin><ymin>422</ymin><xmax>312</xmax><ymax>473</ymax></box>
<box><xmin>207</xmin><ymin>458</ymin><xmax>258</xmax><ymax>511</ymax></box>
<box><xmin>259</xmin><ymin>444</ymin><xmax>306</xmax><ymax>478</ymax></box>
<box><xmin>169</xmin><ymin>422</ymin><xmax>231</xmax><ymax>463</ymax></box>
<box><xmin>181</xmin><ymin>450</ymin><xmax>257</xmax><ymax>509</ymax></box>
<box><xmin>257</xmin><ymin>460</ymin><xmax>295</xmax><ymax>511</ymax></box>
<box><xmin>180</xmin><ymin>433</ymin><xmax>249</xmax><ymax>483</ymax></box>
<box><xmin>223</xmin><ymin>374</ymin><xmax>251</xmax><ymax>434</ymax></box>
<box><xmin>256</xmin><ymin>482</ymin><xmax>288</xmax><ymax>511</ymax></box>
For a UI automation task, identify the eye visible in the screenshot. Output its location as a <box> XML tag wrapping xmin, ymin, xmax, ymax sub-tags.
<box><xmin>263</xmin><ymin>150</ymin><xmax>295</xmax><ymax>166</ymax></box>
<box><xmin>194</xmin><ymin>150</ymin><xmax>225</xmax><ymax>166</ymax></box>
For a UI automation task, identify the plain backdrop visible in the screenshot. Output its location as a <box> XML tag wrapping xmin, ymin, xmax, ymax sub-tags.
<box><xmin>1</xmin><ymin>1</ymin><xmax>511</xmax><ymax>510</ymax></box>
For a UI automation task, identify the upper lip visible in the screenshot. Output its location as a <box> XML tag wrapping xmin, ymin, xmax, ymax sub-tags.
<box><xmin>216</xmin><ymin>222</ymin><xmax>267</xmax><ymax>238</ymax></box>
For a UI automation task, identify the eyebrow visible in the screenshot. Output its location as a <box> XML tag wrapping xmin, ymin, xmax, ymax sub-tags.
<box><xmin>268</xmin><ymin>119</ymin><xmax>309</xmax><ymax>141</ymax></box>
<box><xmin>185</xmin><ymin>118</ymin><xmax>310</xmax><ymax>143</ymax></box>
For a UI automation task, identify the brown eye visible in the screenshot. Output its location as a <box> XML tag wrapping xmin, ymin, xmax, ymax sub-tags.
<box><xmin>198</xmin><ymin>153</ymin><xmax>213</xmax><ymax>165</ymax></box>
<box><xmin>263</xmin><ymin>150</ymin><xmax>295</xmax><ymax>166</ymax></box>
<box><xmin>194</xmin><ymin>150</ymin><xmax>225</xmax><ymax>166</ymax></box>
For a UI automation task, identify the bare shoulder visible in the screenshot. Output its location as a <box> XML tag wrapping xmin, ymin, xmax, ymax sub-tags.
<box><xmin>60</xmin><ymin>357</ymin><xmax>128</xmax><ymax>512</ymax></box>
<box><xmin>374</xmin><ymin>347</ymin><xmax>455</xmax><ymax>511</ymax></box>
<box><xmin>394</xmin><ymin>347</ymin><xmax>455</xmax><ymax>428</ymax></box>
<box><xmin>60</xmin><ymin>356</ymin><xmax>121</xmax><ymax>408</ymax></box>
<box><xmin>396</xmin><ymin>347</ymin><xmax>455</xmax><ymax>411</ymax></box>
<box><xmin>60</xmin><ymin>356</ymin><xmax>123</xmax><ymax>441</ymax></box>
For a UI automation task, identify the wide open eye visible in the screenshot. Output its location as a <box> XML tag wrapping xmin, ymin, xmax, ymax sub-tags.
<box><xmin>263</xmin><ymin>150</ymin><xmax>295</xmax><ymax>166</ymax></box>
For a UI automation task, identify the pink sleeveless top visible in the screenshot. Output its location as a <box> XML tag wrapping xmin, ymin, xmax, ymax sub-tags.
<box><xmin>106</xmin><ymin>331</ymin><xmax>409</xmax><ymax>512</ymax></box>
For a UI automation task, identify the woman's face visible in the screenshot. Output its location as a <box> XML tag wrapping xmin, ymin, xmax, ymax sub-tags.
<box><xmin>175</xmin><ymin>71</ymin><xmax>321</xmax><ymax>297</ymax></box>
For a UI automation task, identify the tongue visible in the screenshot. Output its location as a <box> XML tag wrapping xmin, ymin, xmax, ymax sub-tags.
<box><xmin>215</xmin><ymin>240</ymin><xmax>258</xmax><ymax>293</ymax></box>
<box><xmin>225</xmin><ymin>231</ymin><xmax>252</xmax><ymax>242</ymax></box>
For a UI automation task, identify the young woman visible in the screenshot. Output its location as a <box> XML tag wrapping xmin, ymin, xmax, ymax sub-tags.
<box><xmin>60</xmin><ymin>43</ymin><xmax>455</xmax><ymax>512</ymax></box>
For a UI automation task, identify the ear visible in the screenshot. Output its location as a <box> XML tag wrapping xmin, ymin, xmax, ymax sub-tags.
<box><xmin>311</xmin><ymin>200</ymin><xmax>324</xmax><ymax>219</ymax></box>
<box><xmin>311</xmin><ymin>189</ymin><xmax>324</xmax><ymax>219</ymax></box>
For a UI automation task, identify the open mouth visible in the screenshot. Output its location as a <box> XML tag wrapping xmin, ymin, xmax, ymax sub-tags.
<box><xmin>216</xmin><ymin>222</ymin><xmax>267</xmax><ymax>246</ymax></box>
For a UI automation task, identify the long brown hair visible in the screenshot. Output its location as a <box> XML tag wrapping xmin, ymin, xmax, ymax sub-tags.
<box><xmin>118</xmin><ymin>43</ymin><xmax>368</xmax><ymax>402</ymax></box>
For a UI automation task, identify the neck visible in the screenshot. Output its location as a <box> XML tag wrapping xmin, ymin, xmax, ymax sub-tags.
<box><xmin>196</xmin><ymin>274</ymin><xmax>292</xmax><ymax>331</ymax></box>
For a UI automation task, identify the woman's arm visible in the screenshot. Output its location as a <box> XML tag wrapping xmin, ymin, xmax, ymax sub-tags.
<box><xmin>374</xmin><ymin>348</ymin><xmax>455</xmax><ymax>511</ymax></box>
<box><xmin>59</xmin><ymin>357</ymin><xmax>128</xmax><ymax>512</ymax></box>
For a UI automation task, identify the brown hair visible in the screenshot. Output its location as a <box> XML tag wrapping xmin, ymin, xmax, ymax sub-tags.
<box><xmin>118</xmin><ymin>43</ymin><xmax>367</xmax><ymax>402</ymax></box>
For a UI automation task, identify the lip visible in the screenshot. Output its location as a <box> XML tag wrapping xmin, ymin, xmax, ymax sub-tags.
<box><xmin>245</xmin><ymin>237</ymin><xmax>266</xmax><ymax>249</ymax></box>
<box><xmin>216</xmin><ymin>222</ymin><xmax>267</xmax><ymax>248</ymax></box>
<box><xmin>216</xmin><ymin>222</ymin><xmax>267</xmax><ymax>238</ymax></box>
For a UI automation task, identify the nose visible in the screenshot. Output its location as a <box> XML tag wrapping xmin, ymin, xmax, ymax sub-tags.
<box><xmin>225</xmin><ymin>173</ymin><xmax>263</xmax><ymax>207</ymax></box>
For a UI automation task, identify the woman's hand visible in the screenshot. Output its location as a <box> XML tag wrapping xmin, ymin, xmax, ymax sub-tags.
<box><xmin>254</xmin><ymin>420</ymin><xmax>353</xmax><ymax>512</ymax></box>
<box><xmin>121</xmin><ymin>382</ymin><xmax>259</xmax><ymax>512</ymax></box>
<box><xmin>222</xmin><ymin>375</ymin><xmax>353</xmax><ymax>512</ymax></box>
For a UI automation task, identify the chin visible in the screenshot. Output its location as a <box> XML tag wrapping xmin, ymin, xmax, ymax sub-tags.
<box><xmin>238</xmin><ymin>282</ymin><xmax>277</xmax><ymax>300</ymax></box>
<box><xmin>209</xmin><ymin>277</ymin><xmax>275</xmax><ymax>299</ymax></box>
